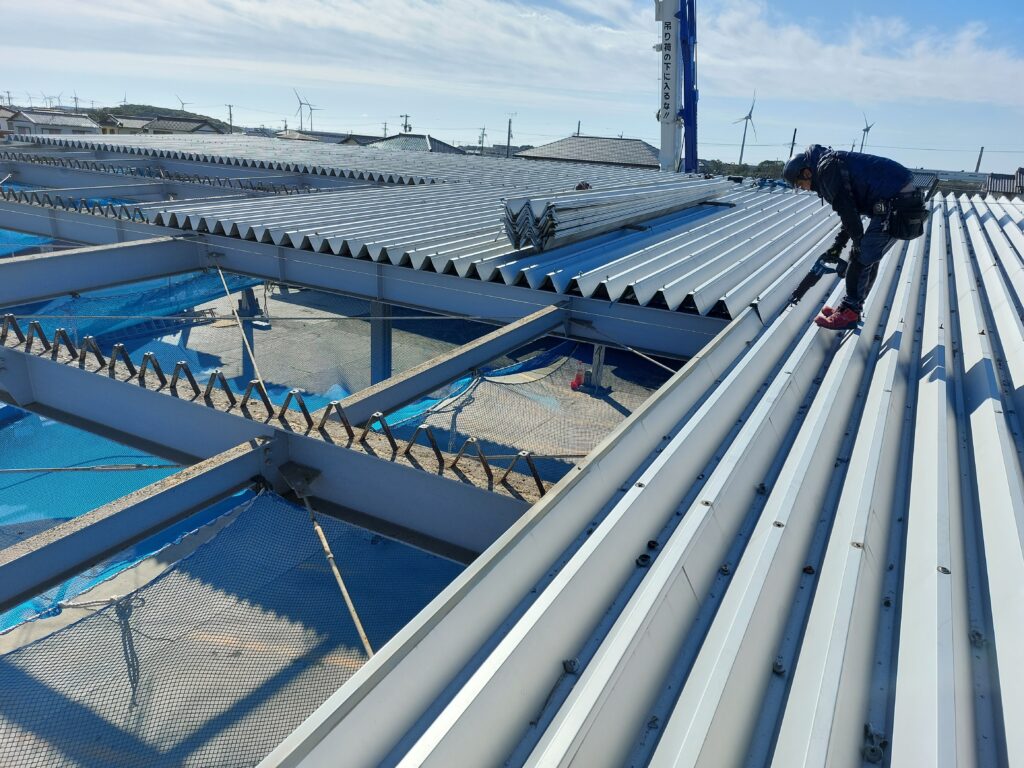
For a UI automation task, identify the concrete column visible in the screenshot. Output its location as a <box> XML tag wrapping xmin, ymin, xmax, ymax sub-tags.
<box><xmin>370</xmin><ymin>299</ymin><xmax>393</xmax><ymax>384</ymax></box>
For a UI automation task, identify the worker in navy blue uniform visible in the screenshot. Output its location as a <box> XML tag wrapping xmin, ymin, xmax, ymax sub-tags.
<box><xmin>783</xmin><ymin>145</ymin><xmax>920</xmax><ymax>331</ymax></box>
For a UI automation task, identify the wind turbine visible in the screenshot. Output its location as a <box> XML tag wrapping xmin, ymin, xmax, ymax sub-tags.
<box><xmin>859</xmin><ymin>113</ymin><xmax>874</xmax><ymax>153</ymax></box>
<box><xmin>293</xmin><ymin>89</ymin><xmax>306</xmax><ymax>131</ymax></box>
<box><xmin>120</xmin><ymin>93</ymin><xmax>128</xmax><ymax>107</ymax></box>
<box><xmin>307</xmin><ymin>103</ymin><xmax>322</xmax><ymax>131</ymax></box>
<box><xmin>733</xmin><ymin>91</ymin><xmax>757</xmax><ymax>165</ymax></box>
<box><xmin>175</xmin><ymin>94</ymin><xmax>192</xmax><ymax>112</ymax></box>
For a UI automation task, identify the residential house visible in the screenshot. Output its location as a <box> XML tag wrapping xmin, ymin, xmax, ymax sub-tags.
<box><xmin>8</xmin><ymin>109</ymin><xmax>101</xmax><ymax>135</ymax></box>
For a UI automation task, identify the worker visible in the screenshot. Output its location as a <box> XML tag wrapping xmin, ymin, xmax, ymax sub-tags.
<box><xmin>783</xmin><ymin>145</ymin><xmax>926</xmax><ymax>331</ymax></box>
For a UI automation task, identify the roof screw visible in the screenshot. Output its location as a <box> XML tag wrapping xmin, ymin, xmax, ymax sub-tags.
<box><xmin>852</xmin><ymin>541</ymin><xmax>864</xmax><ymax>549</ymax></box>
<box><xmin>773</xmin><ymin>520</ymin><xmax>784</xmax><ymax>528</ymax></box>
<box><xmin>969</xmin><ymin>629</ymin><xmax>986</xmax><ymax>648</ymax></box>
<box><xmin>803</xmin><ymin>565</ymin><xmax>815</xmax><ymax>574</ymax></box>
<box><xmin>636</xmin><ymin>481</ymin><xmax>646</xmax><ymax>488</ymax></box>
<box><xmin>772</xmin><ymin>656</ymin><xmax>786</xmax><ymax>676</ymax></box>
<box><xmin>937</xmin><ymin>565</ymin><xmax>951</xmax><ymax>574</ymax></box>
<box><xmin>636</xmin><ymin>553</ymin><xmax>652</xmax><ymax>568</ymax></box>
<box><xmin>647</xmin><ymin>539</ymin><xmax>659</xmax><ymax>550</ymax></box>
<box><xmin>563</xmin><ymin>658</ymin><xmax>580</xmax><ymax>674</ymax></box>
<box><xmin>757</xmin><ymin>483</ymin><xmax>768</xmax><ymax>495</ymax></box>
<box><xmin>646</xmin><ymin>716</ymin><xmax>660</xmax><ymax>731</ymax></box>
<box><xmin>719</xmin><ymin>563</ymin><xmax>731</xmax><ymax>575</ymax></box>
<box><xmin>883</xmin><ymin>597</ymin><xmax>892</xmax><ymax>608</ymax></box>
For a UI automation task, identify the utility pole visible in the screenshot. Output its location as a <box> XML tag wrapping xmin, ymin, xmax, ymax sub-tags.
<box><xmin>4</xmin><ymin>91</ymin><xmax>10</xmax><ymax>107</ymax></box>
<box><xmin>382</xmin><ymin>121</ymin><xmax>388</xmax><ymax>138</ymax></box>
<box><xmin>478</xmin><ymin>126</ymin><xmax>487</xmax><ymax>154</ymax></box>
<box><xmin>789</xmin><ymin>128</ymin><xmax>797</xmax><ymax>158</ymax></box>
<box><xmin>401</xmin><ymin>114</ymin><xmax>411</xmax><ymax>133</ymax></box>
<box><xmin>975</xmin><ymin>146</ymin><xmax>985</xmax><ymax>173</ymax></box>
<box><xmin>506</xmin><ymin>112</ymin><xmax>516</xmax><ymax>158</ymax></box>
<box><xmin>226</xmin><ymin>104</ymin><xmax>234</xmax><ymax>133</ymax></box>
<box><xmin>576</xmin><ymin>120</ymin><xmax>581</xmax><ymax>136</ymax></box>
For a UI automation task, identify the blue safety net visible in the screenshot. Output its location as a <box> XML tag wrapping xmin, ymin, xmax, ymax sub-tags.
<box><xmin>0</xmin><ymin>491</ymin><xmax>464</xmax><ymax>768</ymax></box>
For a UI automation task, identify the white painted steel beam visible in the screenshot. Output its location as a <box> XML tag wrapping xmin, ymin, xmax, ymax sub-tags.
<box><xmin>0</xmin><ymin>346</ymin><xmax>525</xmax><ymax>555</ymax></box>
<box><xmin>0</xmin><ymin>236</ymin><xmax>203</xmax><ymax>306</ymax></box>
<box><xmin>338</xmin><ymin>305</ymin><xmax>565</xmax><ymax>426</ymax></box>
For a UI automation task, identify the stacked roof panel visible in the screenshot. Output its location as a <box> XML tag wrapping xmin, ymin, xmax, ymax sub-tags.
<box><xmin>501</xmin><ymin>178</ymin><xmax>731</xmax><ymax>250</ymax></box>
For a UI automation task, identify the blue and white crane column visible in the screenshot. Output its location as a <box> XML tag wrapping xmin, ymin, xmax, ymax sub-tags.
<box><xmin>656</xmin><ymin>0</ymin><xmax>698</xmax><ymax>173</ymax></box>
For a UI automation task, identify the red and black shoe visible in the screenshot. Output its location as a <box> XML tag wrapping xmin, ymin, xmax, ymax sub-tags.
<box><xmin>819</xmin><ymin>305</ymin><xmax>837</xmax><ymax>318</ymax></box>
<box><xmin>815</xmin><ymin>306</ymin><xmax>860</xmax><ymax>331</ymax></box>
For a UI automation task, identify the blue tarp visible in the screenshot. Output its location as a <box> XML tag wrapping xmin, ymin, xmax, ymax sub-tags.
<box><xmin>0</xmin><ymin>490</ymin><xmax>256</xmax><ymax>633</ymax></box>
<box><xmin>0</xmin><ymin>228</ymin><xmax>53</xmax><ymax>258</ymax></box>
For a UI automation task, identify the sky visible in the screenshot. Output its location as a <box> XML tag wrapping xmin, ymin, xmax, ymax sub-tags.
<box><xmin>3</xmin><ymin>0</ymin><xmax>1023</xmax><ymax>172</ymax></box>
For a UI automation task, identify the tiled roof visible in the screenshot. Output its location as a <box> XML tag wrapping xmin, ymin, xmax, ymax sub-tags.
<box><xmin>114</xmin><ymin>116</ymin><xmax>155</xmax><ymax>130</ymax></box>
<box><xmin>372</xmin><ymin>134</ymin><xmax>465</xmax><ymax>154</ymax></box>
<box><xmin>147</xmin><ymin>118</ymin><xmax>221</xmax><ymax>133</ymax></box>
<box><xmin>517</xmin><ymin>135</ymin><xmax>660</xmax><ymax>168</ymax></box>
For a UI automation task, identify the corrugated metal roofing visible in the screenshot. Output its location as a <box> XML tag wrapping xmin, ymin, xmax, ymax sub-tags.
<box><xmin>111</xmin><ymin>181</ymin><xmax>834</xmax><ymax>318</ymax></box>
<box><xmin>987</xmin><ymin>172</ymin><xmax>1018</xmax><ymax>195</ymax></box>
<box><xmin>517</xmin><ymin>135</ymin><xmax>660</xmax><ymax>168</ymax></box>
<box><xmin>262</xmin><ymin>191</ymin><xmax>1024</xmax><ymax>768</ymax></box>
<box><xmin>8</xmin><ymin>134</ymin><xmax>665</xmax><ymax>187</ymax></box>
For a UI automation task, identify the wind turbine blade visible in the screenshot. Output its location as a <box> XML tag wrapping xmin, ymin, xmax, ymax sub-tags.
<box><xmin>749</xmin><ymin>119</ymin><xmax>757</xmax><ymax>141</ymax></box>
<box><xmin>733</xmin><ymin>116</ymin><xmax>746</xmax><ymax>124</ymax></box>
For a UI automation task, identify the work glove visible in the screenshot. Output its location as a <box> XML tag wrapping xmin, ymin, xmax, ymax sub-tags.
<box><xmin>820</xmin><ymin>241</ymin><xmax>844</xmax><ymax>263</ymax></box>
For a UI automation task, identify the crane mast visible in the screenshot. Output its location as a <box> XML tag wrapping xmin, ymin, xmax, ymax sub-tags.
<box><xmin>656</xmin><ymin>0</ymin><xmax>698</xmax><ymax>172</ymax></box>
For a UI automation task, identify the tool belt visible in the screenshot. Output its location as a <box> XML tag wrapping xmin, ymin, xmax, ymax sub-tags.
<box><xmin>874</xmin><ymin>189</ymin><xmax>928</xmax><ymax>240</ymax></box>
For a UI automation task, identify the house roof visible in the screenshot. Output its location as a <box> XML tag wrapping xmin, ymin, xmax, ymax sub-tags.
<box><xmin>516</xmin><ymin>135</ymin><xmax>660</xmax><ymax>168</ymax></box>
<box><xmin>110</xmin><ymin>115</ymin><xmax>155</xmax><ymax>130</ymax></box>
<box><xmin>276</xmin><ymin>129</ymin><xmax>321</xmax><ymax>142</ymax></box>
<box><xmin>146</xmin><ymin>118</ymin><xmax>222</xmax><ymax>133</ymax></box>
<box><xmin>372</xmin><ymin>134</ymin><xmax>465</xmax><ymax>154</ymax></box>
<box><xmin>11</xmin><ymin>110</ymin><xmax>100</xmax><ymax>130</ymax></box>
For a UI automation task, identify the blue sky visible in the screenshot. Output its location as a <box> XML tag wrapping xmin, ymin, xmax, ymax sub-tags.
<box><xmin>3</xmin><ymin>0</ymin><xmax>1023</xmax><ymax>172</ymax></box>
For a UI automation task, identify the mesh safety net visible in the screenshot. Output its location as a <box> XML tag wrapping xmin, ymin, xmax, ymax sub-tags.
<box><xmin>0</xmin><ymin>491</ymin><xmax>463</xmax><ymax>768</ymax></box>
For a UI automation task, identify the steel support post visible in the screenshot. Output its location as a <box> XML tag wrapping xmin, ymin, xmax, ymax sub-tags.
<box><xmin>591</xmin><ymin>344</ymin><xmax>606</xmax><ymax>389</ymax></box>
<box><xmin>370</xmin><ymin>300</ymin><xmax>393</xmax><ymax>384</ymax></box>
